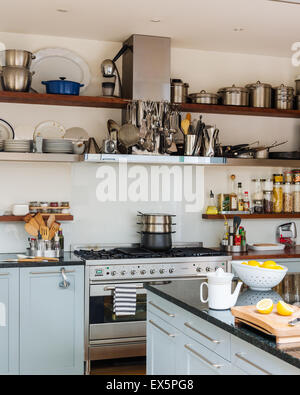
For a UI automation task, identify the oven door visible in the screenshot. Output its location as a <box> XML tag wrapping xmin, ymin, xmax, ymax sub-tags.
<box><xmin>89</xmin><ymin>282</ymin><xmax>147</xmax><ymax>342</ymax></box>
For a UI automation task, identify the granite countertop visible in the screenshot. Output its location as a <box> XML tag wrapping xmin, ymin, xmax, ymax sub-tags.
<box><xmin>213</xmin><ymin>246</ymin><xmax>300</xmax><ymax>261</ymax></box>
<box><xmin>0</xmin><ymin>252</ymin><xmax>85</xmax><ymax>268</ymax></box>
<box><xmin>145</xmin><ymin>279</ymin><xmax>300</xmax><ymax>370</ymax></box>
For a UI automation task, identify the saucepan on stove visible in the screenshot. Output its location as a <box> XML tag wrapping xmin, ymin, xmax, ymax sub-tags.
<box><xmin>137</xmin><ymin>212</ymin><xmax>175</xmax><ymax>225</ymax></box>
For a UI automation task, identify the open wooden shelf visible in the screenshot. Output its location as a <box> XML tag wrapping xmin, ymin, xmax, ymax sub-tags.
<box><xmin>202</xmin><ymin>214</ymin><xmax>300</xmax><ymax>220</ymax></box>
<box><xmin>0</xmin><ymin>214</ymin><xmax>74</xmax><ymax>222</ymax></box>
<box><xmin>0</xmin><ymin>91</ymin><xmax>128</xmax><ymax>109</ymax></box>
<box><xmin>0</xmin><ymin>91</ymin><xmax>300</xmax><ymax>119</ymax></box>
<box><xmin>179</xmin><ymin>103</ymin><xmax>300</xmax><ymax>119</ymax></box>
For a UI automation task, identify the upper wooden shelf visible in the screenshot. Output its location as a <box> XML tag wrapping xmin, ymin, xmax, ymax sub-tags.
<box><xmin>0</xmin><ymin>214</ymin><xmax>74</xmax><ymax>222</ymax></box>
<box><xmin>202</xmin><ymin>214</ymin><xmax>300</xmax><ymax>220</ymax></box>
<box><xmin>0</xmin><ymin>91</ymin><xmax>128</xmax><ymax>109</ymax></box>
<box><xmin>179</xmin><ymin>103</ymin><xmax>300</xmax><ymax>119</ymax></box>
<box><xmin>0</xmin><ymin>91</ymin><xmax>300</xmax><ymax>119</ymax></box>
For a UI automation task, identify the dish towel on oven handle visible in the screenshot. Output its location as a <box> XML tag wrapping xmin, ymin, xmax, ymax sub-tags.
<box><xmin>113</xmin><ymin>284</ymin><xmax>137</xmax><ymax>316</ymax></box>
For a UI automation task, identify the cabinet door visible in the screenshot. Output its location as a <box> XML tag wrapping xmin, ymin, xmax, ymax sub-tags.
<box><xmin>0</xmin><ymin>268</ymin><xmax>19</xmax><ymax>375</ymax></box>
<box><xmin>20</xmin><ymin>266</ymin><xmax>84</xmax><ymax>375</ymax></box>
<box><xmin>147</xmin><ymin>311</ymin><xmax>181</xmax><ymax>375</ymax></box>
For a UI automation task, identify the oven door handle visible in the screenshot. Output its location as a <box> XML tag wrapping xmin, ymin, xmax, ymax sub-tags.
<box><xmin>104</xmin><ymin>285</ymin><xmax>144</xmax><ymax>291</ymax></box>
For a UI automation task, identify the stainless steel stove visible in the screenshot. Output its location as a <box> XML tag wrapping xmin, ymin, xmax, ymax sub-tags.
<box><xmin>73</xmin><ymin>243</ymin><xmax>230</xmax><ymax>374</ymax></box>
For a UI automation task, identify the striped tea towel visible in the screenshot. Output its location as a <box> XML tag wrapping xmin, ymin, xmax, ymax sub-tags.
<box><xmin>113</xmin><ymin>284</ymin><xmax>137</xmax><ymax>316</ymax></box>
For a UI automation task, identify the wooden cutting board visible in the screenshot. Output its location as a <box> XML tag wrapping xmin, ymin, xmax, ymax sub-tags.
<box><xmin>231</xmin><ymin>305</ymin><xmax>300</xmax><ymax>344</ymax></box>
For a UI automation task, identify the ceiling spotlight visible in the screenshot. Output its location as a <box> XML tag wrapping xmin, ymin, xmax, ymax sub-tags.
<box><xmin>56</xmin><ymin>9</ymin><xmax>69</xmax><ymax>13</ymax></box>
<box><xmin>150</xmin><ymin>18</ymin><xmax>161</xmax><ymax>23</ymax></box>
<box><xmin>233</xmin><ymin>28</ymin><xmax>245</xmax><ymax>32</ymax></box>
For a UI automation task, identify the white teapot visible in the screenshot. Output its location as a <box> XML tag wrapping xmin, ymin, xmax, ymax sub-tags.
<box><xmin>200</xmin><ymin>268</ymin><xmax>243</xmax><ymax>310</ymax></box>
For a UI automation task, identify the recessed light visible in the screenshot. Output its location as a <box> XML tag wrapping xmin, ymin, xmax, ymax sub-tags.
<box><xmin>56</xmin><ymin>9</ymin><xmax>69</xmax><ymax>13</ymax></box>
<box><xmin>233</xmin><ymin>28</ymin><xmax>245</xmax><ymax>32</ymax></box>
<box><xmin>150</xmin><ymin>18</ymin><xmax>161</xmax><ymax>23</ymax></box>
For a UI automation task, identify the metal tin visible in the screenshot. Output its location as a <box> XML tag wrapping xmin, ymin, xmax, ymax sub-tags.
<box><xmin>189</xmin><ymin>90</ymin><xmax>218</xmax><ymax>105</ymax></box>
<box><xmin>218</xmin><ymin>85</ymin><xmax>249</xmax><ymax>106</ymax></box>
<box><xmin>245</xmin><ymin>81</ymin><xmax>272</xmax><ymax>108</ymax></box>
<box><xmin>170</xmin><ymin>79</ymin><xmax>189</xmax><ymax>103</ymax></box>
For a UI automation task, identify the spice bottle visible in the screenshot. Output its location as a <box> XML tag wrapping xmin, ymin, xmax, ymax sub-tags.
<box><xmin>243</xmin><ymin>192</ymin><xmax>250</xmax><ymax>212</ymax></box>
<box><xmin>229</xmin><ymin>175</ymin><xmax>238</xmax><ymax>211</ymax></box>
<box><xmin>264</xmin><ymin>190</ymin><xmax>273</xmax><ymax>214</ymax></box>
<box><xmin>237</xmin><ymin>183</ymin><xmax>244</xmax><ymax>211</ymax></box>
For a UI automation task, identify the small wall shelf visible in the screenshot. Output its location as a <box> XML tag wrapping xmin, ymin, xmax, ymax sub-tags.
<box><xmin>202</xmin><ymin>214</ymin><xmax>300</xmax><ymax>220</ymax></box>
<box><xmin>0</xmin><ymin>215</ymin><xmax>74</xmax><ymax>222</ymax></box>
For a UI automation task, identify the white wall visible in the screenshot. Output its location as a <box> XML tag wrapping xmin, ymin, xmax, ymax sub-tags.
<box><xmin>0</xmin><ymin>31</ymin><xmax>300</xmax><ymax>252</ymax></box>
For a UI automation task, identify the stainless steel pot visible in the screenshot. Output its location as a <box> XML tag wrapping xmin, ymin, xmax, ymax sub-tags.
<box><xmin>137</xmin><ymin>213</ymin><xmax>176</xmax><ymax>225</ymax></box>
<box><xmin>188</xmin><ymin>90</ymin><xmax>218</xmax><ymax>105</ymax></box>
<box><xmin>170</xmin><ymin>79</ymin><xmax>189</xmax><ymax>103</ymax></box>
<box><xmin>140</xmin><ymin>232</ymin><xmax>172</xmax><ymax>252</ymax></box>
<box><xmin>275</xmin><ymin>98</ymin><xmax>294</xmax><ymax>110</ymax></box>
<box><xmin>274</xmin><ymin>84</ymin><xmax>294</xmax><ymax>97</ymax></box>
<box><xmin>0</xmin><ymin>66</ymin><xmax>34</xmax><ymax>92</ymax></box>
<box><xmin>245</xmin><ymin>81</ymin><xmax>272</xmax><ymax>108</ymax></box>
<box><xmin>218</xmin><ymin>85</ymin><xmax>249</xmax><ymax>106</ymax></box>
<box><xmin>0</xmin><ymin>50</ymin><xmax>35</xmax><ymax>68</ymax></box>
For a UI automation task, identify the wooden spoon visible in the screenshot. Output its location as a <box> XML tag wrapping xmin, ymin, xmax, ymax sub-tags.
<box><xmin>40</xmin><ymin>226</ymin><xmax>50</xmax><ymax>241</ymax></box>
<box><xmin>181</xmin><ymin>119</ymin><xmax>190</xmax><ymax>135</ymax></box>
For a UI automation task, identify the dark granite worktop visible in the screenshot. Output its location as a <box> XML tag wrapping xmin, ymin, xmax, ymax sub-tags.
<box><xmin>145</xmin><ymin>279</ymin><xmax>300</xmax><ymax>370</ymax></box>
<box><xmin>0</xmin><ymin>252</ymin><xmax>84</xmax><ymax>268</ymax></box>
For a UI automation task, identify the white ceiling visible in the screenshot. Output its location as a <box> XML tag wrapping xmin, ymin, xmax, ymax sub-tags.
<box><xmin>0</xmin><ymin>0</ymin><xmax>299</xmax><ymax>57</ymax></box>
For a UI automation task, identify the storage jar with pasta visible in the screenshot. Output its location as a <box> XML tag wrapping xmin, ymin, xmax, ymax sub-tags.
<box><xmin>273</xmin><ymin>182</ymin><xmax>283</xmax><ymax>213</ymax></box>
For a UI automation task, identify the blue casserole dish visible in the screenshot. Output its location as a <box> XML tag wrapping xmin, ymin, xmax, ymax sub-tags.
<box><xmin>42</xmin><ymin>77</ymin><xmax>84</xmax><ymax>95</ymax></box>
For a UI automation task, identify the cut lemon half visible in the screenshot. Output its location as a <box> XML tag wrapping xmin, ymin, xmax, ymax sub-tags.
<box><xmin>248</xmin><ymin>260</ymin><xmax>261</xmax><ymax>267</ymax></box>
<box><xmin>277</xmin><ymin>301</ymin><xmax>294</xmax><ymax>316</ymax></box>
<box><xmin>256</xmin><ymin>299</ymin><xmax>274</xmax><ymax>315</ymax></box>
<box><xmin>261</xmin><ymin>261</ymin><xmax>278</xmax><ymax>269</ymax></box>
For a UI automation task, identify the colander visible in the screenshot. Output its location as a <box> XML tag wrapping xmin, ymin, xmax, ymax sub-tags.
<box><xmin>231</xmin><ymin>261</ymin><xmax>288</xmax><ymax>291</ymax></box>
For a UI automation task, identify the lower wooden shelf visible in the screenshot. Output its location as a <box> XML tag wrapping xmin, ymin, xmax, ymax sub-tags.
<box><xmin>0</xmin><ymin>214</ymin><xmax>74</xmax><ymax>222</ymax></box>
<box><xmin>202</xmin><ymin>214</ymin><xmax>300</xmax><ymax>219</ymax></box>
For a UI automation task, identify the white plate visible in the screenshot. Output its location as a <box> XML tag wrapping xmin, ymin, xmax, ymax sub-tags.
<box><xmin>64</xmin><ymin>127</ymin><xmax>89</xmax><ymax>140</ymax></box>
<box><xmin>0</xmin><ymin>119</ymin><xmax>14</xmax><ymax>140</ymax></box>
<box><xmin>31</xmin><ymin>48</ymin><xmax>91</xmax><ymax>93</ymax></box>
<box><xmin>248</xmin><ymin>244</ymin><xmax>286</xmax><ymax>251</ymax></box>
<box><xmin>34</xmin><ymin>121</ymin><xmax>65</xmax><ymax>141</ymax></box>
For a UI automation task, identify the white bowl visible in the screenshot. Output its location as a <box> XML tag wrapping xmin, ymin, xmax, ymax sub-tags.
<box><xmin>231</xmin><ymin>261</ymin><xmax>288</xmax><ymax>291</ymax></box>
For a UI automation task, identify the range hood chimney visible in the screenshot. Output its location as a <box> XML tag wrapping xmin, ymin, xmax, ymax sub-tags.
<box><xmin>122</xmin><ymin>34</ymin><xmax>171</xmax><ymax>102</ymax></box>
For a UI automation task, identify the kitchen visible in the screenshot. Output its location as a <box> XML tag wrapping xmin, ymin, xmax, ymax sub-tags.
<box><xmin>1</xmin><ymin>0</ymin><xmax>300</xmax><ymax>377</ymax></box>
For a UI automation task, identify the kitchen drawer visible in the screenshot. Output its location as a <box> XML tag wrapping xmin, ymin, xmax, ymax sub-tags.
<box><xmin>147</xmin><ymin>292</ymin><xmax>184</xmax><ymax>330</ymax></box>
<box><xmin>179</xmin><ymin>334</ymin><xmax>245</xmax><ymax>375</ymax></box>
<box><xmin>182</xmin><ymin>310</ymin><xmax>231</xmax><ymax>361</ymax></box>
<box><xmin>231</xmin><ymin>336</ymin><xmax>300</xmax><ymax>375</ymax></box>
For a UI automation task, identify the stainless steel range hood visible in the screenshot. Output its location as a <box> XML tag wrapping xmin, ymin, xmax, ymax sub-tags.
<box><xmin>122</xmin><ymin>34</ymin><xmax>171</xmax><ymax>102</ymax></box>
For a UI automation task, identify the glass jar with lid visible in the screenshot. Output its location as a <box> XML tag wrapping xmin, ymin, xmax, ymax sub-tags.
<box><xmin>293</xmin><ymin>170</ymin><xmax>300</xmax><ymax>184</ymax></box>
<box><xmin>284</xmin><ymin>171</ymin><xmax>293</xmax><ymax>184</ymax></box>
<box><xmin>252</xmin><ymin>179</ymin><xmax>264</xmax><ymax>201</ymax></box>
<box><xmin>253</xmin><ymin>199</ymin><xmax>264</xmax><ymax>214</ymax></box>
<box><xmin>273</xmin><ymin>174</ymin><xmax>283</xmax><ymax>184</ymax></box>
<box><xmin>294</xmin><ymin>183</ymin><xmax>300</xmax><ymax>213</ymax></box>
<box><xmin>264</xmin><ymin>178</ymin><xmax>273</xmax><ymax>192</ymax></box>
<box><xmin>283</xmin><ymin>183</ymin><xmax>293</xmax><ymax>213</ymax></box>
<box><xmin>273</xmin><ymin>182</ymin><xmax>283</xmax><ymax>213</ymax></box>
<box><xmin>264</xmin><ymin>190</ymin><xmax>273</xmax><ymax>214</ymax></box>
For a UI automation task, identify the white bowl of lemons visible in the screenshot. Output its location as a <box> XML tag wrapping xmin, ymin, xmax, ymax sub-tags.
<box><xmin>232</xmin><ymin>260</ymin><xmax>288</xmax><ymax>291</ymax></box>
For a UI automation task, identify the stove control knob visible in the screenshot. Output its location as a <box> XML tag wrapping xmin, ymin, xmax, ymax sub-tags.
<box><xmin>111</xmin><ymin>271</ymin><xmax>117</xmax><ymax>276</ymax></box>
<box><xmin>196</xmin><ymin>267</ymin><xmax>202</xmax><ymax>273</ymax></box>
<box><xmin>131</xmin><ymin>270</ymin><xmax>137</xmax><ymax>275</ymax></box>
<box><xmin>140</xmin><ymin>270</ymin><xmax>147</xmax><ymax>275</ymax></box>
<box><xmin>121</xmin><ymin>270</ymin><xmax>127</xmax><ymax>276</ymax></box>
<box><xmin>206</xmin><ymin>267</ymin><xmax>212</xmax><ymax>272</ymax></box>
<box><xmin>159</xmin><ymin>268</ymin><xmax>165</xmax><ymax>274</ymax></box>
<box><xmin>150</xmin><ymin>269</ymin><xmax>156</xmax><ymax>275</ymax></box>
<box><xmin>169</xmin><ymin>268</ymin><xmax>175</xmax><ymax>274</ymax></box>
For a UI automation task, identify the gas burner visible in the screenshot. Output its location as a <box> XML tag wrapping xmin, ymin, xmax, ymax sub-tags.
<box><xmin>74</xmin><ymin>246</ymin><xmax>224</xmax><ymax>260</ymax></box>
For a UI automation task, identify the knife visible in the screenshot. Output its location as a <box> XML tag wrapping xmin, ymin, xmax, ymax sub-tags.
<box><xmin>288</xmin><ymin>318</ymin><xmax>300</xmax><ymax>327</ymax></box>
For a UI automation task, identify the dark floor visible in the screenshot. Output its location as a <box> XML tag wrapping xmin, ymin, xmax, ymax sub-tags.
<box><xmin>91</xmin><ymin>357</ymin><xmax>146</xmax><ymax>375</ymax></box>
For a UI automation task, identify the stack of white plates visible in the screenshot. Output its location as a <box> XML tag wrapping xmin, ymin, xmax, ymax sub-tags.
<box><xmin>0</xmin><ymin>140</ymin><xmax>4</xmax><ymax>152</ymax></box>
<box><xmin>43</xmin><ymin>139</ymin><xmax>73</xmax><ymax>154</ymax></box>
<box><xmin>4</xmin><ymin>140</ymin><xmax>32</xmax><ymax>153</ymax></box>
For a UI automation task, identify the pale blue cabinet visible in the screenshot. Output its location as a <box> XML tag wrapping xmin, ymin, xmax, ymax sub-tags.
<box><xmin>0</xmin><ymin>268</ymin><xmax>19</xmax><ymax>375</ymax></box>
<box><xmin>20</xmin><ymin>266</ymin><xmax>84</xmax><ymax>375</ymax></box>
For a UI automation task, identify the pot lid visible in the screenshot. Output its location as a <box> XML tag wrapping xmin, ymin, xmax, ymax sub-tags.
<box><xmin>189</xmin><ymin>90</ymin><xmax>218</xmax><ymax>99</ymax></box>
<box><xmin>245</xmin><ymin>81</ymin><xmax>272</xmax><ymax>89</ymax></box>
<box><xmin>206</xmin><ymin>268</ymin><xmax>234</xmax><ymax>284</ymax></box>
<box><xmin>274</xmin><ymin>84</ymin><xmax>294</xmax><ymax>92</ymax></box>
<box><xmin>42</xmin><ymin>76</ymin><xmax>81</xmax><ymax>84</ymax></box>
<box><xmin>218</xmin><ymin>84</ymin><xmax>249</xmax><ymax>93</ymax></box>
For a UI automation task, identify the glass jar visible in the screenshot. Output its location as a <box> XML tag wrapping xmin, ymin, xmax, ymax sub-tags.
<box><xmin>50</xmin><ymin>202</ymin><xmax>59</xmax><ymax>214</ymax></box>
<box><xmin>264</xmin><ymin>178</ymin><xmax>273</xmax><ymax>192</ymax></box>
<box><xmin>273</xmin><ymin>183</ymin><xmax>283</xmax><ymax>213</ymax></box>
<box><xmin>293</xmin><ymin>170</ymin><xmax>300</xmax><ymax>184</ymax></box>
<box><xmin>294</xmin><ymin>183</ymin><xmax>300</xmax><ymax>213</ymax></box>
<box><xmin>264</xmin><ymin>191</ymin><xmax>273</xmax><ymax>214</ymax></box>
<box><xmin>273</xmin><ymin>174</ymin><xmax>283</xmax><ymax>184</ymax></box>
<box><xmin>253</xmin><ymin>199</ymin><xmax>264</xmax><ymax>214</ymax></box>
<box><xmin>283</xmin><ymin>183</ymin><xmax>293</xmax><ymax>213</ymax></box>
<box><xmin>284</xmin><ymin>171</ymin><xmax>293</xmax><ymax>184</ymax></box>
<box><xmin>29</xmin><ymin>201</ymin><xmax>40</xmax><ymax>214</ymax></box>
<box><xmin>40</xmin><ymin>202</ymin><xmax>49</xmax><ymax>213</ymax></box>
<box><xmin>252</xmin><ymin>179</ymin><xmax>264</xmax><ymax>200</ymax></box>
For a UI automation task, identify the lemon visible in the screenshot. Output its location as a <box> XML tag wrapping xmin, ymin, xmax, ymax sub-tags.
<box><xmin>242</xmin><ymin>262</ymin><xmax>248</xmax><ymax>265</ymax></box>
<box><xmin>273</xmin><ymin>265</ymin><xmax>284</xmax><ymax>270</ymax></box>
<box><xmin>262</xmin><ymin>261</ymin><xmax>278</xmax><ymax>269</ymax></box>
<box><xmin>277</xmin><ymin>301</ymin><xmax>294</xmax><ymax>316</ymax></box>
<box><xmin>248</xmin><ymin>260</ymin><xmax>261</xmax><ymax>267</ymax></box>
<box><xmin>256</xmin><ymin>299</ymin><xmax>274</xmax><ymax>315</ymax></box>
